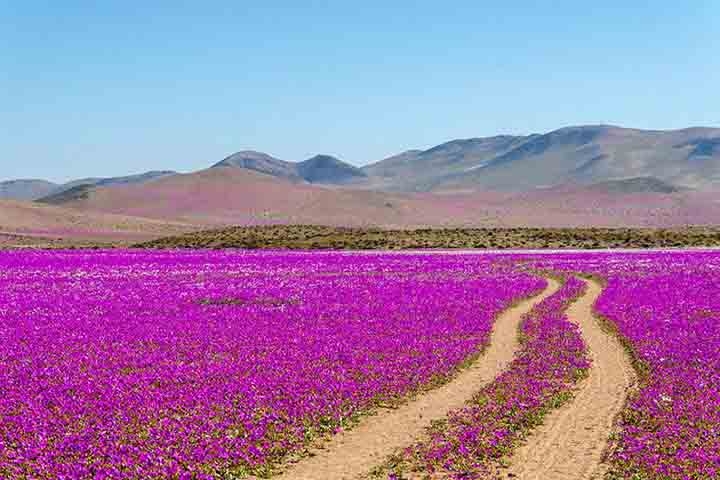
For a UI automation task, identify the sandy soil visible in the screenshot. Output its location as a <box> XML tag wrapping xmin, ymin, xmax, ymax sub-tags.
<box><xmin>274</xmin><ymin>279</ymin><xmax>561</xmax><ymax>480</ymax></box>
<box><xmin>0</xmin><ymin>199</ymin><xmax>195</xmax><ymax>244</ymax></box>
<box><xmin>500</xmin><ymin>278</ymin><xmax>636</xmax><ymax>479</ymax></box>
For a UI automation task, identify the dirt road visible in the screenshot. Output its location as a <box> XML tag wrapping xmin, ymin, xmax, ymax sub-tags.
<box><xmin>502</xmin><ymin>277</ymin><xmax>636</xmax><ymax>479</ymax></box>
<box><xmin>275</xmin><ymin>279</ymin><xmax>561</xmax><ymax>480</ymax></box>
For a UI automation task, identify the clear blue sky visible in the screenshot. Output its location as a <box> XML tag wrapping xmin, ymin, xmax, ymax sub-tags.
<box><xmin>1</xmin><ymin>1</ymin><xmax>718</xmax><ymax>182</ymax></box>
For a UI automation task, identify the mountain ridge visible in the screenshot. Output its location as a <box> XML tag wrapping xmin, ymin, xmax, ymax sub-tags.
<box><xmin>0</xmin><ymin>179</ymin><xmax>59</xmax><ymax>201</ymax></box>
<box><xmin>2</xmin><ymin>171</ymin><xmax>178</xmax><ymax>202</ymax></box>
<box><xmin>3</xmin><ymin>125</ymin><xmax>720</xmax><ymax>202</ymax></box>
<box><xmin>364</xmin><ymin>125</ymin><xmax>720</xmax><ymax>192</ymax></box>
<box><xmin>212</xmin><ymin>151</ymin><xmax>367</xmax><ymax>184</ymax></box>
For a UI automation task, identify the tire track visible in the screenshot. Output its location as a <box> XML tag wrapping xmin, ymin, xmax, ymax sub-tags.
<box><xmin>274</xmin><ymin>279</ymin><xmax>561</xmax><ymax>480</ymax></box>
<box><xmin>501</xmin><ymin>277</ymin><xmax>636</xmax><ymax>480</ymax></box>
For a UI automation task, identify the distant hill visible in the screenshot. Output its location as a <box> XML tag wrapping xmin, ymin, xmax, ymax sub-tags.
<box><xmin>361</xmin><ymin>126</ymin><xmax>720</xmax><ymax>192</ymax></box>
<box><xmin>58</xmin><ymin>170</ymin><xmax>177</xmax><ymax>192</ymax></box>
<box><xmin>3</xmin><ymin>124</ymin><xmax>720</xmax><ymax>238</ymax></box>
<box><xmin>36</xmin><ymin>171</ymin><xmax>177</xmax><ymax>205</ymax></box>
<box><xmin>40</xmin><ymin>167</ymin><xmax>417</xmax><ymax>225</ymax></box>
<box><xmin>5</xmin><ymin>125</ymin><xmax>720</xmax><ymax>200</ymax></box>
<box><xmin>210</xmin><ymin>126</ymin><xmax>720</xmax><ymax>192</ymax></box>
<box><xmin>297</xmin><ymin>155</ymin><xmax>367</xmax><ymax>184</ymax></box>
<box><xmin>91</xmin><ymin>170</ymin><xmax>177</xmax><ymax>188</ymax></box>
<box><xmin>212</xmin><ymin>151</ymin><xmax>300</xmax><ymax>180</ymax></box>
<box><xmin>1</xmin><ymin>171</ymin><xmax>177</xmax><ymax>202</ymax></box>
<box><xmin>362</xmin><ymin>137</ymin><xmax>528</xmax><ymax>191</ymax></box>
<box><xmin>33</xmin><ymin>164</ymin><xmax>720</xmax><ymax>230</ymax></box>
<box><xmin>212</xmin><ymin>151</ymin><xmax>366</xmax><ymax>184</ymax></box>
<box><xmin>36</xmin><ymin>184</ymin><xmax>95</xmax><ymax>205</ymax></box>
<box><xmin>0</xmin><ymin>179</ymin><xmax>59</xmax><ymax>201</ymax></box>
<box><xmin>584</xmin><ymin>177</ymin><xmax>685</xmax><ymax>194</ymax></box>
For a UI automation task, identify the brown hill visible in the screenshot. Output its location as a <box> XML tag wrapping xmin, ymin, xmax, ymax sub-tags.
<box><xmin>48</xmin><ymin>167</ymin><xmax>422</xmax><ymax>226</ymax></box>
<box><xmin>43</xmin><ymin>166</ymin><xmax>720</xmax><ymax>231</ymax></box>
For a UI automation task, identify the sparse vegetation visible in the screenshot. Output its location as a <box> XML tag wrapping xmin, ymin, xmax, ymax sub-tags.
<box><xmin>135</xmin><ymin>224</ymin><xmax>720</xmax><ymax>250</ymax></box>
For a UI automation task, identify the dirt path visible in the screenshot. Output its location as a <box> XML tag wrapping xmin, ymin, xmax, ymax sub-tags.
<box><xmin>274</xmin><ymin>279</ymin><xmax>561</xmax><ymax>480</ymax></box>
<box><xmin>502</xmin><ymin>277</ymin><xmax>636</xmax><ymax>480</ymax></box>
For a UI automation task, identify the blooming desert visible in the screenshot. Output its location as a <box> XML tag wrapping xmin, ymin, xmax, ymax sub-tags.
<box><xmin>0</xmin><ymin>249</ymin><xmax>718</xmax><ymax>479</ymax></box>
<box><xmin>0</xmin><ymin>250</ymin><xmax>541</xmax><ymax>478</ymax></box>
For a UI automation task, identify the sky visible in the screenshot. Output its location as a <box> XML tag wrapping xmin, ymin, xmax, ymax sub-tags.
<box><xmin>1</xmin><ymin>1</ymin><xmax>719</xmax><ymax>183</ymax></box>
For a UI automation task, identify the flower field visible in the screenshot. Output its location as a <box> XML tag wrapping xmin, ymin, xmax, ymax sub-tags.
<box><xmin>1</xmin><ymin>249</ymin><xmax>719</xmax><ymax>480</ymax></box>
<box><xmin>0</xmin><ymin>250</ymin><xmax>542</xmax><ymax>479</ymax></box>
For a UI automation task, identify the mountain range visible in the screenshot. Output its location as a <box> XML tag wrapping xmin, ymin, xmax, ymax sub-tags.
<box><xmin>2</xmin><ymin>125</ymin><xmax>720</xmax><ymax>244</ymax></box>
<box><xmin>1</xmin><ymin>171</ymin><xmax>177</xmax><ymax>202</ymax></box>
<box><xmin>189</xmin><ymin>125</ymin><xmax>720</xmax><ymax>193</ymax></box>
<box><xmin>365</xmin><ymin>126</ymin><xmax>720</xmax><ymax>192</ymax></box>
<box><xmin>4</xmin><ymin>125</ymin><xmax>720</xmax><ymax>203</ymax></box>
<box><xmin>213</xmin><ymin>151</ymin><xmax>367</xmax><ymax>185</ymax></box>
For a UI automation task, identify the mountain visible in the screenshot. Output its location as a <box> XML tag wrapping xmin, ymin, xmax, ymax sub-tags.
<box><xmin>362</xmin><ymin>126</ymin><xmax>720</xmax><ymax>192</ymax></box>
<box><xmin>36</xmin><ymin>171</ymin><xmax>177</xmax><ymax>205</ymax></box>
<box><xmin>297</xmin><ymin>155</ymin><xmax>367</xmax><ymax>184</ymax></box>
<box><xmin>58</xmin><ymin>171</ymin><xmax>177</xmax><ymax>192</ymax></box>
<box><xmin>4</xmin><ymin>124</ymin><xmax>720</xmax><ymax>240</ymax></box>
<box><xmin>212</xmin><ymin>151</ymin><xmax>366</xmax><ymax>184</ymax></box>
<box><xmin>0</xmin><ymin>171</ymin><xmax>177</xmax><ymax>202</ymax></box>
<box><xmin>37</xmin><ymin>184</ymin><xmax>96</xmax><ymax>205</ymax></box>
<box><xmin>7</xmin><ymin>125</ymin><xmax>720</xmax><ymax>200</ymax></box>
<box><xmin>362</xmin><ymin>137</ymin><xmax>529</xmax><ymax>191</ymax></box>
<box><xmin>31</xmin><ymin>164</ymin><xmax>720</xmax><ymax>231</ymax></box>
<box><xmin>89</xmin><ymin>170</ymin><xmax>177</xmax><ymax>188</ymax></box>
<box><xmin>212</xmin><ymin>151</ymin><xmax>300</xmax><ymax>180</ymax></box>
<box><xmin>0</xmin><ymin>179</ymin><xmax>59</xmax><ymax>201</ymax></box>
<box><xmin>40</xmin><ymin>167</ymin><xmax>418</xmax><ymax>226</ymax></box>
<box><xmin>584</xmin><ymin>177</ymin><xmax>685</xmax><ymax>194</ymax></box>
